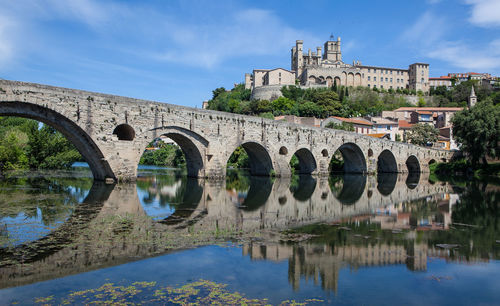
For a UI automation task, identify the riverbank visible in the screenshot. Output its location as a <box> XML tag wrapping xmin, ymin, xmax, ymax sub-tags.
<box><xmin>430</xmin><ymin>159</ymin><xmax>500</xmax><ymax>181</ymax></box>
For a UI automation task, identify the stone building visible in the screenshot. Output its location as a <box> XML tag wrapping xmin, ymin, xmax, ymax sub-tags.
<box><xmin>245</xmin><ymin>36</ymin><xmax>430</xmax><ymax>100</ymax></box>
<box><xmin>429</xmin><ymin>76</ymin><xmax>453</xmax><ymax>89</ymax></box>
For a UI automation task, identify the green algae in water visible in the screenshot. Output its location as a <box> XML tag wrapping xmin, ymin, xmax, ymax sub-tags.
<box><xmin>33</xmin><ymin>279</ymin><xmax>323</xmax><ymax>305</ymax></box>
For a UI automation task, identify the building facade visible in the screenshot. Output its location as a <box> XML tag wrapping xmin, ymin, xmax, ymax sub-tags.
<box><xmin>245</xmin><ymin>36</ymin><xmax>430</xmax><ymax>99</ymax></box>
<box><xmin>429</xmin><ymin>76</ymin><xmax>453</xmax><ymax>89</ymax></box>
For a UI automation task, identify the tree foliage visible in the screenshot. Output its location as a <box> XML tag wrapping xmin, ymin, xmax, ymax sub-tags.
<box><xmin>0</xmin><ymin>117</ymin><xmax>81</xmax><ymax>171</ymax></box>
<box><xmin>429</xmin><ymin>80</ymin><xmax>492</xmax><ymax>107</ymax></box>
<box><xmin>227</xmin><ymin>146</ymin><xmax>249</xmax><ymax>169</ymax></box>
<box><xmin>406</xmin><ymin>123</ymin><xmax>439</xmax><ymax>146</ymax></box>
<box><xmin>325</xmin><ymin>121</ymin><xmax>355</xmax><ymax>132</ymax></box>
<box><xmin>207</xmin><ymin>83</ymin><xmax>420</xmax><ymax>119</ymax></box>
<box><xmin>452</xmin><ymin>101</ymin><xmax>500</xmax><ymax>165</ymax></box>
<box><xmin>139</xmin><ymin>141</ymin><xmax>186</xmax><ymax>167</ymax></box>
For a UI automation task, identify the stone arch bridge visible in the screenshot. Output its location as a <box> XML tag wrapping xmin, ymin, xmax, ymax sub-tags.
<box><xmin>0</xmin><ymin>80</ymin><xmax>453</xmax><ymax>182</ymax></box>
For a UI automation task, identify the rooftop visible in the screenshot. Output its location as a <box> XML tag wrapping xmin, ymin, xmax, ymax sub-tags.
<box><xmin>331</xmin><ymin>116</ymin><xmax>373</xmax><ymax>126</ymax></box>
<box><xmin>370</xmin><ymin>117</ymin><xmax>398</xmax><ymax>125</ymax></box>
<box><xmin>398</xmin><ymin>120</ymin><xmax>413</xmax><ymax>129</ymax></box>
<box><xmin>394</xmin><ymin>107</ymin><xmax>463</xmax><ymax>112</ymax></box>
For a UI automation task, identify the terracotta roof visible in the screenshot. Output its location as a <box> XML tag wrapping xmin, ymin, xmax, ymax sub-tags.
<box><xmin>398</xmin><ymin>120</ymin><xmax>413</xmax><ymax>129</ymax></box>
<box><xmin>394</xmin><ymin>107</ymin><xmax>463</xmax><ymax>112</ymax></box>
<box><xmin>331</xmin><ymin>116</ymin><xmax>373</xmax><ymax>126</ymax></box>
<box><xmin>429</xmin><ymin>76</ymin><xmax>452</xmax><ymax>80</ymax></box>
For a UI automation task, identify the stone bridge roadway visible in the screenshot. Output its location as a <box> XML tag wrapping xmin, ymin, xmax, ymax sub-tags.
<box><xmin>0</xmin><ymin>80</ymin><xmax>454</xmax><ymax>181</ymax></box>
<box><xmin>0</xmin><ymin>174</ymin><xmax>454</xmax><ymax>288</ymax></box>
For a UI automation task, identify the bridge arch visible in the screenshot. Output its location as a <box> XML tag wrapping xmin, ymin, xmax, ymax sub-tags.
<box><xmin>227</xmin><ymin>141</ymin><xmax>273</xmax><ymax>176</ymax></box>
<box><xmin>334</xmin><ymin>142</ymin><xmax>367</xmax><ymax>173</ymax></box>
<box><xmin>113</xmin><ymin>124</ymin><xmax>135</xmax><ymax>141</ymax></box>
<box><xmin>377</xmin><ymin>149</ymin><xmax>398</xmax><ymax>173</ymax></box>
<box><xmin>291</xmin><ymin>148</ymin><xmax>317</xmax><ymax>174</ymax></box>
<box><xmin>147</xmin><ymin>126</ymin><xmax>208</xmax><ymax>178</ymax></box>
<box><xmin>406</xmin><ymin>155</ymin><xmax>421</xmax><ymax>173</ymax></box>
<box><xmin>0</xmin><ymin>101</ymin><xmax>115</xmax><ymax>181</ymax></box>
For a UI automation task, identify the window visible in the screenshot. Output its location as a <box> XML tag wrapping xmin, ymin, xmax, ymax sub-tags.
<box><xmin>385</xmin><ymin>78</ymin><xmax>388</xmax><ymax>82</ymax></box>
<box><xmin>368</xmin><ymin>84</ymin><xmax>370</xmax><ymax>87</ymax></box>
<box><xmin>368</xmin><ymin>68</ymin><xmax>371</xmax><ymax>73</ymax></box>
<box><xmin>374</xmin><ymin>77</ymin><xmax>377</xmax><ymax>81</ymax></box>
<box><xmin>387</xmin><ymin>125</ymin><xmax>391</xmax><ymax>130</ymax></box>
<box><xmin>421</xmin><ymin>70</ymin><xmax>424</xmax><ymax>75</ymax></box>
<box><xmin>390</xmin><ymin>71</ymin><xmax>393</xmax><ymax>74</ymax></box>
<box><xmin>368</xmin><ymin>76</ymin><xmax>371</xmax><ymax>81</ymax></box>
<box><xmin>397</xmin><ymin>79</ymin><xmax>399</xmax><ymax>83</ymax></box>
<box><xmin>381</xmin><ymin>85</ymin><xmax>384</xmax><ymax>89</ymax></box>
<box><xmin>374</xmin><ymin>69</ymin><xmax>376</xmax><ymax>72</ymax></box>
<box><xmin>390</xmin><ymin>78</ymin><xmax>393</xmax><ymax>82</ymax></box>
<box><xmin>421</xmin><ymin>78</ymin><xmax>424</xmax><ymax>83</ymax></box>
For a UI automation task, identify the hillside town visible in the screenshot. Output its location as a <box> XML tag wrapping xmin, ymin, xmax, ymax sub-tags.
<box><xmin>202</xmin><ymin>37</ymin><xmax>499</xmax><ymax>151</ymax></box>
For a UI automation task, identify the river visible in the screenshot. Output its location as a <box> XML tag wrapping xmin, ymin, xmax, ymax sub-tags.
<box><xmin>0</xmin><ymin>164</ymin><xmax>498</xmax><ymax>305</ymax></box>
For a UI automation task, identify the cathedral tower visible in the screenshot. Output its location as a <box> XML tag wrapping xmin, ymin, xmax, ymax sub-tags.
<box><xmin>468</xmin><ymin>86</ymin><xmax>477</xmax><ymax>108</ymax></box>
<box><xmin>323</xmin><ymin>36</ymin><xmax>342</xmax><ymax>62</ymax></box>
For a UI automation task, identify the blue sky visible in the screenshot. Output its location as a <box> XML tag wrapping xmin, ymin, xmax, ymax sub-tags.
<box><xmin>0</xmin><ymin>0</ymin><xmax>499</xmax><ymax>107</ymax></box>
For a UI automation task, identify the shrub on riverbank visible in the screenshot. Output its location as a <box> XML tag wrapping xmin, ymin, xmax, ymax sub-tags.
<box><xmin>431</xmin><ymin>159</ymin><xmax>500</xmax><ymax>179</ymax></box>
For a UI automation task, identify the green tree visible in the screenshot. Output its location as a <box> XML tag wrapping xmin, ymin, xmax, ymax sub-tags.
<box><xmin>258</xmin><ymin>112</ymin><xmax>274</xmax><ymax>120</ymax></box>
<box><xmin>250</xmin><ymin>99</ymin><xmax>272</xmax><ymax>114</ymax></box>
<box><xmin>452</xmin><ymin>101</ymin><xmax>500</xmax><ymax>166</ymax></box>
<box><xmin>281</xmin><ymin>85</ymin><xmax>305</xmax><ymax>101</ymax></box>
<box><xmin>26</xmin><ymin>124</ymin><xmax>81</xmax><ymax>169</ymax></box>
<box><xmin>325</xmin><ymin>121</ymin><xmax>355</xmax><ymax>132</ymax></box>
<box><xmin>406</xmin><ymin>123</ymin><xmax>438</xmax><ymax>146</ymax></box>
<box><xmin>227</xmin><ymin>146</ymin><xmax>249</xmax><ymax>168</ymax></box>
<box><xmin>139</xmin><ymin>143</ymin><xmax>186</xmax><ymax>167</ymax></box>
<box><xmin>212</xmin><ymin>87</ymin><xmax>226</xmax><ymax>100</ymax></box>
<box><xmin>298</xmin><ymin>101</ymin><xmax>321</xmax><ymax>117</ymax></box>
<box><xmin>271</xmin><ymin>96</ymin><xmax>295</xmax><ymax>115</ymax></box>
<box><xmin>332</xmin><ymin>79</ymin><xmax>338</xmax><ymax>92</ymax></box>
<box><xmin>0</xmin><ymin>131</ymin><xmax>29</xmax><ymax>170</ymax></box>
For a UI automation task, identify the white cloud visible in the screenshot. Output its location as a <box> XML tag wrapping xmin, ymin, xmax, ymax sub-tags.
<box><xmin>153</xmin><ymin>9</ymin><xmax>317</xmax><ymax>68</ymax></box>
<box><xmin>0</xmin><ymin>14</ymin><xmax>16</xmax><ymax>68</ymax></box>
<box><xmin>427</xmin><ymin>39</ymin><xmax>500</xmax><ymax>70</ymax></box>
<box><xmin>400</xmin><ymin>11</ymin><xmax>448</xmax><ymax>44</ymax></box>
<box><xmin>45</xmin><ymin>0</ymin><xmax>109</xmax><ymax>27</ymax></box>
<box><xmin>0</xmin><ymin>1</ymin><xmax>318</xmax><ymax>70</ymax></box>
<box><xmin>466</xmin><ymin>0</ymin><xmax>500</xmax><ymax>27</ymax></box>
<box><xmin>402</xmin><ymin>10</ymin><xmax>500</xmax><ymax>73</ymax></box>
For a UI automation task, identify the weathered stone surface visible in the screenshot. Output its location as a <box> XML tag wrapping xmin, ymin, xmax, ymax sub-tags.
<box><xmin>0</xmin><ymin>80</ymin><xmax>454</xmax><ymax>181</ymax></box>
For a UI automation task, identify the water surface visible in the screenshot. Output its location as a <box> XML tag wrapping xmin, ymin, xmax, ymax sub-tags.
<box><xmin>0</xmin><ymin>166</ymin><xmax>498</xmax><ymax>305</ymax></box>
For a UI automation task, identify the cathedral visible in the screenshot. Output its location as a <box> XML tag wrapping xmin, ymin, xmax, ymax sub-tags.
<box><xmin>245</xmin><ymin>36</ymin><xmax>429</xmax><ymax>101</ymax></box>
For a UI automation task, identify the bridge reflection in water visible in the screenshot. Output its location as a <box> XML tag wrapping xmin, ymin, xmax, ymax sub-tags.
<box><xmin>0</xmin><ymin>171</ymin><xmax>462</xmax><ymax>289</ymax></box>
